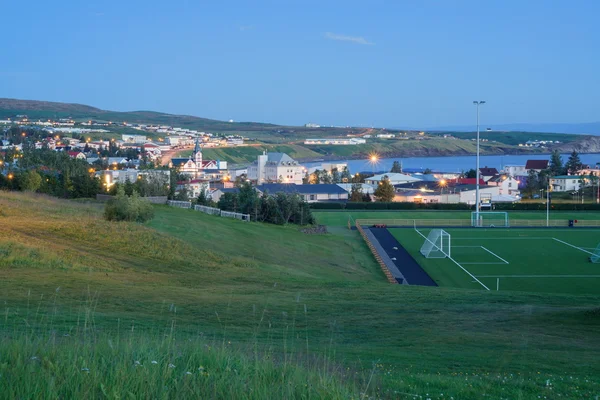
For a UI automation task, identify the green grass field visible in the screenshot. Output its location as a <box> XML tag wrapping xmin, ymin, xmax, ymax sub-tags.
<box><xmin>1</xmin><ymin>193</ymin><xmax>600</xmax><ymax>398</ymax></box>
<box><xmin>391</xmin><ymin>227</ymin><xmax>600</xmax><ymax>295</ymax></box>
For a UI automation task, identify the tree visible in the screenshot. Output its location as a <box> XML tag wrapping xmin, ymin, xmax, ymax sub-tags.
<box><xmin>331</xmin><ymin>168</ymin><xmax>341</xmax><ymax>184</ymax></box>
<box><xmin>19</xmin><ymin>170</ymin><xmax>42</xmax><ymax>192</ymax></box>
<box><xmin>465</xmin><ymin>169</ymin><xmax>477</xmax><ymax>179</ymax></box>
<box><xmin>302</xmin><ymin>172</ymin><xmax>311</xmax><ymax>184</ymax></box>
<box><xmin>218</xmin><ymin>192</ymin><xmax>238</xmax><ymax>212</ymax></box>
<box><xmin>525</xmin><ymin>169</ymin><xmax>539</xmax><ymax>198</ymax></box>
<box><xmin>104</xmin><ymin>186</ymin><xmax>154</xmax><ymax>223</ymax></box>
<box><xmin>537</xmin><ymin>169</ymin><xmax>550</xmax><ymax>190</ymax></box>
<box><xmin>565</xmin><ymin>150</ymin><xmax>583</xmax><ymax>175</ymax></box>
<box><xmin>549</xmin><ymin>150</ymin><xmax>565</xmax><ymax>176</ymax></box>
<box><xmin>362</xmin><ymin>192</ymin><xmax>372</xmax><ymax>202</ymax></box>
<box><xmin>350</xmin><ymin>183</ymin><xmax>364</xmax><ymax>202</ymax></box>
<box><xmin>197</xmin><ymin>188</ymin><xmax>212</xmax><ymax>206</ymax></box>
<box><xmin>237</xmin><ymin>181</ymin><xmax>259</xmax><ymax>219</ymax></box>
<box><xmin>423</xmin><ymin>168</ymin><xmax>432</xmax><ymax>174</ymax></box>
<box><xmin>340</xmin><ymin>166</ymin><xmax>351</xmax><ymax>183</ymax></box>
<box><xmin>373</xmin><ymin>176</ymin><xmax>395</xmax><ymax>202</ymax></box>
<box><xmin>390</xmin><ymin>161</ymin><xmax>402</xmax><ymax>173</ymax></box>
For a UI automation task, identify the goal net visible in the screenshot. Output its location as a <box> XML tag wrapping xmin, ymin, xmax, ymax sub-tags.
<box><xmin>471</xmin><ymin>212</ymin><xmax>509</xmax><ymax>228</ymax></box>
<box><xmin>591</xmin><ymin>243</ymin><xmax>600</xmax><ymax>264</ymax></box>
<box><xmin>420</xmin><ymin>229</ymin><xmax>451</xmax><ymax>258</ymax></box>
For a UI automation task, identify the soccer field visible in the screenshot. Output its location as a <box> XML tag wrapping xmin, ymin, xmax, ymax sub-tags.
<box><xmin>390</xmin><ymin>227</ymin><xmax>600</xmax><ymax>295</ymax></box>
<box><xmin>314</xmin><ymin>210</ymin><xmax>600</xmax><ymax>226</ymax></box>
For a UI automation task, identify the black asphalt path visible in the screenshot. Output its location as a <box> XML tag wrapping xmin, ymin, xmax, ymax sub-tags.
<box><xmin>369</xmin><ymin>227</ymin><xmax>437</xmax><ymax>286</ymax></box>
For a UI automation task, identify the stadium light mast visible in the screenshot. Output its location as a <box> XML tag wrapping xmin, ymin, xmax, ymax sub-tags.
<box><xmin>473</xmin><ymin>101</ymin><xmax>486</xmax><ymax>225</ymax></box>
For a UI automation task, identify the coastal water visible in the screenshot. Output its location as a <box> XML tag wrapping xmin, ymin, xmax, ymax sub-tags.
<box><xmin>304</xmin><ymin>153</ymin><xmax>600</xmax><ymax>174</ymax></box>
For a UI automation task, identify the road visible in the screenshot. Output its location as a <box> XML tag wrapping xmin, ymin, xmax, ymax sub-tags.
<box><xmin>160</xmin><ymin>145</ymin><xmax>194</xmax><ymax>166</ymax></box>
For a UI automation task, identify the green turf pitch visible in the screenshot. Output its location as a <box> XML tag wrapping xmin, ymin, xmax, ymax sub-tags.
<box><xmin>390</xmin><ymin>228</ymin><xmax>600</xmax><ymax>295</ymax></box>
<box><xmin>314</xmin><ymin>210</ymin><xmax>600</xmax><ymax>226</ymax></box>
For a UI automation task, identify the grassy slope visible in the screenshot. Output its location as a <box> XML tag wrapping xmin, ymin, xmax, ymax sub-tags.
<box><xmin>0</xmin><ymin>193</ymin><xmax>600</xmax><ymax>398</ymax></box>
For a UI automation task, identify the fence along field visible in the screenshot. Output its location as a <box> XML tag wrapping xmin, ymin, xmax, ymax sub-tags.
<box><xmin>166</xmin><ymin>200</ymin><xmax>250</xmax><ymax>221</ymax></box>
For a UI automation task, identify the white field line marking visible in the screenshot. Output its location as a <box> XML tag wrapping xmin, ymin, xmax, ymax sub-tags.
<box><xmin>552</xmin><ymin>238</ymin><xmax>596</xmax><ymax>256</ymax></box>
<box><xmin>414</xmin><ymin>228</ymin><xmax>490</xmax><ymax>291</ymax></box>
<box><xmin>461</xmin><ymin>262</ymin><xmax>507</xmax><ymax>265</ymax></box>
<box><xmin>480</xmin><ymin>246</ymin><xmax>510</xmax><ymax>264</ymax></box>
<box><xmin>452</xmin><ymin>237</ymin><xmax>549</xmax><ymax>240</ymax></box>
<box><xmin>477</xmin><ymin>275</ymin><xmax>600</xmax><ymax>278</ymax></box>
<box><xmin>452</xmin><ymin>245</ymin><xmax>483</xmax><ymax>248</ymax></box>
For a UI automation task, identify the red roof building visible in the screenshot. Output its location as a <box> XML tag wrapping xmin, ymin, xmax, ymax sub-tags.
<box><xmin>525</xmin><ymin>160</ymin><xmax>549</xmax><ymax>170</ymax></box>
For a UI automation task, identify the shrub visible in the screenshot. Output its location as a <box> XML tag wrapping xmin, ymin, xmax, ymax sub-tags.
<box><xmin>104</xmin><ymin>187</ymin><xmax>154</xmax><ymax>223</ymax></box>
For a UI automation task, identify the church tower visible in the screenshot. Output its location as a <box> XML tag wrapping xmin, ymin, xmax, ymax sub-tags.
<box><xmin>192</xmin><ymin>137</ymin><xmax>203</xmax><ymax>176</ymax></box>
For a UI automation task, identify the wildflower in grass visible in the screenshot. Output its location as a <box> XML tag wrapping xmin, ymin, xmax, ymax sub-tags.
<box><xmin>134</xmin><ymin>361</ymin><xmax>142</xmax><ymax>367</ymax></box>
<box><xmin>168</xmin><ymin>363</ymin><xmax>176</xmax><ymax>369</ymax></box>
<box><xmin>185</xmin><ymin>371</ymin><xmax>192</xmax><ymax>375</ymax></box>
<box><xmin>30</xmin><ymin>356</ymin><xmax>38</xmax><ymax>361</ymax></box>
<box><xmin>81</xmin><ymin>368</ymin><xmax>90</xmax><ymax>372</ymax></box>
<box><xmin>198</xmin><ymin>366</ymin><xmax>205</xmax><ymax>371</ymax></box>
<box><xmin>151</xmin><ymin>360</ymin><xmax>158</xmax><ymax>365</ymax></box>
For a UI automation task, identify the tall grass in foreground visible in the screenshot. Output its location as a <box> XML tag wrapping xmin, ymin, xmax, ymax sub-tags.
<box><xmin>0</xmin><ymin>333</ymin><xmax>362</xmax><ymax>399</ymax></box>
<box><xmin>2</xmin><ymin>293</ymin><xmax>598</xmax><ymax>400</ymax></box>
<box><xmin>0</xmin><ymin>291</ymin><xmax>368</xmax><ymax>400</ymax></box>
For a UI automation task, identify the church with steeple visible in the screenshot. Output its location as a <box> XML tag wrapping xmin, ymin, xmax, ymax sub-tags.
<box><xmin>169</xmin><ymin>137</ymin><xmax>226</xmax><ymax>178</ymax></box>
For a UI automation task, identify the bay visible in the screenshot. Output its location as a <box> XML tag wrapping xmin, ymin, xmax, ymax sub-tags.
<box><xmin>304</xmin><ymin>153</ymin><xmax>600</xmax><ymax>174</ymax></box>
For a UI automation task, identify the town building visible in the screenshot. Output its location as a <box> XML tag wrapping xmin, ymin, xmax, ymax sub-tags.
<box><xmin>336</xmin><ymin>183</ymin><xmax>375</xmax><ymax>195</ymax></box>
<box><xmin>486</xmin><ymin>175</ymin><xmax>521</xmax><ymax>197</ymax></box>
<box><xmin>255</xmin><ymin>183</ymin><xmax>349</xmax><ymax>203</ymax></box>
<box><xmin>503</xmin><ymin>165</ymin><xmax>527</xmax><ymax>177</ymax></box>
<box><xmin>479</xmin><ymin>167</ymin><xmax>499</xmax><ymax>182</ymax></box>
<box><xmin>169</xmin><ymin>138</ymin><xmax>227</xmax><ymax>178</ymax></box>
<box><xmin>247</xmin><ymin>152</ymin><xmax>304</xmax><ymax>184</ymax></box>
<box><xmin>304</xmin><ymin>138</ymin><xmax>366</xmax><ymax>145</ymax></box>
<box><xmin>525</xmin><ymin>159</ymin><xmax>549</xmax><ymax>172</ymax></box>
<box><xmin>365</xmin><ymin>173</ymin><xmax>421</xmax><ymax>186</ymax></box>
<box><xmin>177</xmin><ymin>179</ymin><xmax>210</xmax><ymax>198</ymax></box>
<box><xmin>550</xmin><ymin>175</ymin><xmax>584</xmax><ymax>192</ymax></box>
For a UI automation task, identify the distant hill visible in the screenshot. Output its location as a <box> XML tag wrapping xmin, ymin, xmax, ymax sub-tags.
<box><xmin>428</xmin><ymin>122</ymin><xmax>600</xmax><ymax>135</ymax></box>
<box><xmin>0</xmin><ymin>98</ymin><xmax>102</xmax><ymax>114</ymax></box>
<box><xmin>0</xmin><ymin>98</ymin><xmax>276</xmax><ymax>132</ymax></box>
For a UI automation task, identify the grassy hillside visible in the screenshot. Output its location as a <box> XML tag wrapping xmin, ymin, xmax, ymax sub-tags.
<box><xmin>186</xmin><ymin>139</ymin><xmax>531</xmax><ymax>165</ymax></box>
<box><xmin>199</xmin><ymin>144</ymin><xmax>323</xmax><ymax>164</ymax></box>
<box><xmin>438</xmin><ymin>130</ymin><xmax>583</xmax><ymax>145</ymax></box>
<box><xmin>1</xmin><ymin>192</ymin><xmax>600</xmax><ymax>398</ymax></box>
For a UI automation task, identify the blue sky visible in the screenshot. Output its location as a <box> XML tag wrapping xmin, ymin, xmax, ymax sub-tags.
<box><xmin>2</xmin><ymin>0</ymin><xmax>599</xmax><ymax>128</ymax></box>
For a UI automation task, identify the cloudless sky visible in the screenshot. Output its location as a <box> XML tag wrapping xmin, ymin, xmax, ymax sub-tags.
<box><xmin>1</xmin><ymin>0</ymin><xmax>599</xmax><ymax>128</ymax></box>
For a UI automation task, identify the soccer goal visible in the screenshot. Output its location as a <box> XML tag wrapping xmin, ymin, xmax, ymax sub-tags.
<box><xmin>471</xmin><ymin>212</ymin><xmax>509</xmax><ymax>228</ymax></box>
<box><xmin>590</xmin><ymin>243</ymin><xmax>600</xmax><ymax>264</ymax></box>
<box><xmin>420</xmin><ymin>229</ymin><xmax>451</xmax><ymax>258</ymax></box>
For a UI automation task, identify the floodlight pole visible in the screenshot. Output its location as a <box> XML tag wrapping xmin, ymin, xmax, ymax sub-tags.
<box><xmin>546</xmin><ymin>184</ymin><xmax>550</xmax><ymax>227</ymax></box>
<box><xmin>473</xmin><ymin>101</ymin><xmax>486</xmax><ymax>226</ymax></box>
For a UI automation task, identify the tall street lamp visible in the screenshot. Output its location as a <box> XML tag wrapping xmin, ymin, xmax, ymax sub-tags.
<box><xmin>473</xmin><ymin>100</ymin><xmax>486</xmax><ymax>225</ymax></box>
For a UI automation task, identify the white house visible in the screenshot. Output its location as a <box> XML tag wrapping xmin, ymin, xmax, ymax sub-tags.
<box><xmin>486</xmin><ymin>175</ymin><xmax>521</xmax><ymax>197</ymax></box>
<box><xmin>177</xmin><ymin>179</ymin><xmax>210</xmax><ymax>198</ymax></box>
<box><xmin>247</xmin><ymin>152</ymin><xmax>304</xmax><ymax>184</ymax></box>
<box><xmin>503</xmin><ymin>165</ymin><xmax>527</xmax><ymax>177</ymax></box>
<box><xmin>550</xmin><ymin>175</ymin><xmax>584</xmax><ymax>192</ymax></box>
<box><xmin>365</xmin><ymin>173</ymin><xmax>421</xmax><ymax>186</ymax></box>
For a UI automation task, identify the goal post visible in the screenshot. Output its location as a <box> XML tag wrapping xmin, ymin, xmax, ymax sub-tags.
<box><xmin>591</xmin><ymin>243</ymin><xmax>600</xmax><ymax>264</ymax></box>
<box><xmin>420</xmin><ymin>229</ymin><xmax>451</xmax><ymax>259</ymax></box>
<box><xmin>471</xmin><ymin>212</ymin><xmax>509</xmax><ymax>228</ymax></box>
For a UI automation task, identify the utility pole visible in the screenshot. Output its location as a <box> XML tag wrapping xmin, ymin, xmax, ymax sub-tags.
<box><xmin>473</xmin><ymin>101</ymin><xmax>486</xmax><ymax>226</ymax></box>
